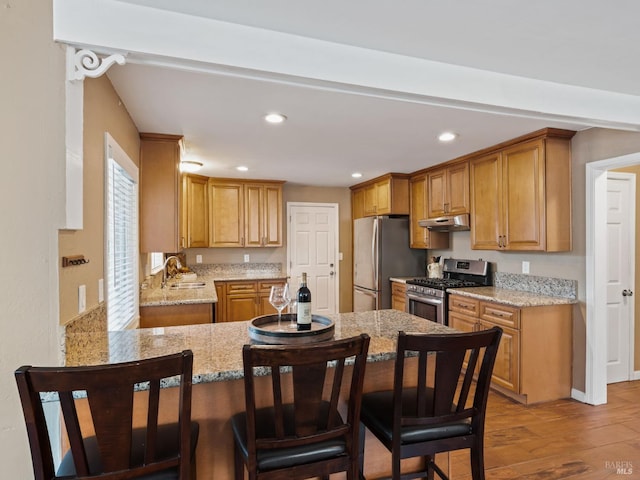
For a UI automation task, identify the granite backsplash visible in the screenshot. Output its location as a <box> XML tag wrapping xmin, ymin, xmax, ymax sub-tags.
<box><xmin>494</xmin><ymin>272</ymin><xmax>577</xmax><ymax>299</ymax></box>
<box><xmin>189</xmin><ymin>262</ymin><xmax>283</xmax><ymax>277</ymax></box>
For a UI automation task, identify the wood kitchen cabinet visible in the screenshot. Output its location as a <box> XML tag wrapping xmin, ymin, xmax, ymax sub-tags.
<box><xmin>209</xmin><ymin>179</ymin><xmax>245</xmax><ymax>247</ymax></box>
<box><xmin>218</xmin><ymin>279</ymin><xmax>283</xmax><ymax>322</ymax></box>
<box><xmin>469</xmin><ymin>129</ymin><xmax>575</xmax><ymax>251</ymax></box>
<box><xmin>448</xmin><ymin>293</ymin><xmax>572</xmax><ymax>404</ymax></box>
<box><xmin>139</xmin><ymin>133</ymin><xmax>182</xmax><ymax>253</ymax></box>
<box><xmin>408</xmin><ymin>173</ymin><xmax>450</xmax><ymax>249</ymax></box>
<box><xmin>390</xmin><ymin>281</ymin><xmax>407</xmax><ymax>312</ymax></box>
<box><xmin>209</xmin><ymin>179</ymin><xmax>284</xmax><ymax>248</ymax></box>
<box><xmin>426</xmin><ymin>160</ymin><xmax>469</xmax><ymax>218</ymax></box>
<box><xmin>350</xmin><ymin>173</ymin><xmax>410</xmax><ymax>218</ymax></box>
<box><xmin>244</xmin><ymin>182</ymin><xmax>283</xmax><ymax>247</ymax></box>
<box><xmin>181</xmin><ymin>173</ymin><xmax>209</xmax><ymax>248</ymax></box>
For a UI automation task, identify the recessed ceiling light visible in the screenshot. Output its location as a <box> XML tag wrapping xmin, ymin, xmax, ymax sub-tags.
<box><xmin>236</xmin><ymin>166</ymin><xmax>249</xmax><ymax>172</ymax></box>
<box><xmin>264</xmin><ymin>113</ymin><xmax>287</xmax><ymax>124</ymax></box>
<box><xmin>180</xmin><ymin>161</ymin><xmax>203</xmax><ymax>173</ymax></box>
<box><xmin>351</xmin><ymin>172</ymin><xmax>363</xmax><ymax>179</ymax></box>
<box><xmin>438</xmin><ymin>132</ymin><xmax>458</xmax><ymax>142</ymax></box>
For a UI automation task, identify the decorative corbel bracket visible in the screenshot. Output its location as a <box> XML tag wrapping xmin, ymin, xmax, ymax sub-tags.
<box><xmin>67</xmin><ymin>48</ymin><xmax>126</xmax><ymax>82</ymax></box>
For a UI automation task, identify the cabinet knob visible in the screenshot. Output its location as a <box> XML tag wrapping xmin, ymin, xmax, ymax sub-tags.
<box><xmin>622</xmin><ymin>289</ymin><xmax>634</xmax><ymax>297</ymax></box>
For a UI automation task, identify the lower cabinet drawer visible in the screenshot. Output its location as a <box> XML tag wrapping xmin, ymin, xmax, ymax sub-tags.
<box><xmin>479</xmin><ymin>301</ymin><xmax>520</xmax><ymax>329</ymax></box>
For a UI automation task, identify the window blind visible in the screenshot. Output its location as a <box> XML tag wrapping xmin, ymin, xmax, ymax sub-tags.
<box><xmin>106</xmin><ymin>140</ymin><xmax>138</xmax><ymax>331</ymax></box>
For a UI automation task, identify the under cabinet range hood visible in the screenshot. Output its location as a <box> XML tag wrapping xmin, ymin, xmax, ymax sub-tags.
<box><xmin>419</xmin><ymin>213</ymin><xmax>470</xmax><ymax>231</ymax></box>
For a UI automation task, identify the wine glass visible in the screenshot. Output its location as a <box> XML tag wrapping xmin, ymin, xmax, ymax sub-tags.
<box><xmin>269</xmin><ymin>284</ymin><xmax>290</xmax><ymax>331</ymax></box>
<box><xmin>288</xmin><ymin>299</ymin><xmax>298</xmax><ymax>329</ymax></box>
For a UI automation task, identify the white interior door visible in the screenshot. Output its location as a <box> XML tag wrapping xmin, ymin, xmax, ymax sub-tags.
<box><xmin>606</xmin><ymin>172</ymin><xmax>635</xmax><ymax>384</ymax></box>
<box><xmin>287</xmin><ymin>203</ymin><xmax>339</xmax><ymax>315</ymax></box>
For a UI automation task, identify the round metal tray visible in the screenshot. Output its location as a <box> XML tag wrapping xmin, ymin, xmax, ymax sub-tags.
<box><xmin>248</xmin><ymin>314</ymin><xmax>335</xmax><ymax>344</ymax></box>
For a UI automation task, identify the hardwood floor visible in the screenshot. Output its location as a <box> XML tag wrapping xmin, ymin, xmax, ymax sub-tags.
<box><xmin>449</xmin><ymin>381</ymin><xmax>640</xmax><ymax>479</ymax></box>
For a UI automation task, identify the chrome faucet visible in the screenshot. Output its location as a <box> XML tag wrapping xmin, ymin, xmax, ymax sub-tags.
<box><xmin>161</xmin><ymin>255</ymin><xmax>182</xmax><ymax>288</ymax></box>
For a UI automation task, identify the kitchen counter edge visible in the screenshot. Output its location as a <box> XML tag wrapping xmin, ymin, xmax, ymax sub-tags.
<box><xmin>447</xmin><ymin>286</ymin><xmax>577</xmax><ymax>307</ymax></box>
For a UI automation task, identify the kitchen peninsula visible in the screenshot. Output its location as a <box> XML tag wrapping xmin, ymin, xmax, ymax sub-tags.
<box><xmin>65</xmin><ymin>310</ymin><xmax>456</xmax><ymax>479</ymax></box>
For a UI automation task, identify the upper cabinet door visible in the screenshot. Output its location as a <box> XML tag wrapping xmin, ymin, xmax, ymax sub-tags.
<box><xmin>501</xmin><ymin>139</ymin><xmax>546</xmax><ymax>251</ymax></box>
<box><xmin>243</xmin><ymin>182</ymin><xmax>283</xmax><ymax>247</ymax></box>
<box><xmin>426</xmin><ymin>160</ymin><xmax>469</xmax><ymax>218</ymax></box>
<box><xmin>263</xmin><ymin>184</ymin><xmax>283</xmax><ymax>247</ymax></box>
<box><xmin>446</xmin><ymin>161</ymin><xmax>470</xmax><ymax>215</ymax></box>
<box><xmin>139</xmin><ymin>133</ymin><xmax>182</xmax><ymax>253</ymax></box>
<box><xmin>244</xmin><ymin>183</ymin><xmax>264</xmax><ymax>248</ymax></box>
<box><xmin>182</xmin><ymin>174</ymin><xmax>209</xmax><ymax>248</ymax></box>
<box><xmin>470</xmin><ymin>152</ymin><xmax>503</xmax><ymax>250</ymax></box>
<box><xmin>209</xmin><ymin>180</ymin><xmax>245</xmax><ymax>247</ymax></box>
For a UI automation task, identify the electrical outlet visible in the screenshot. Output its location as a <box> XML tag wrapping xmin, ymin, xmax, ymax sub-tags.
<box><xmin>196</xmin><ymin>254</ymin><xmax>203</xmax><ymax>264</ymax></box>
<box><xmin>522</xmin><ymin>261</ymin><xmax>530</xmax><ymax>274</ymax></box>
<box><xmin>78</xmin><ymin>285</ymin><xmax>86</xmax><ymax>313</ymax></box>
<box><xmin>244</xmin><ymin>254</ymin><xmax>250</xmax><ymax>263</ymax></box>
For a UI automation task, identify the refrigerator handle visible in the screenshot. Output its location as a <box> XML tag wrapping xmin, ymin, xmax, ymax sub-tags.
<box><xmin>372</xmin><ymin>218</ymin><xmax>378</xmax><ymax>287</ymax></box>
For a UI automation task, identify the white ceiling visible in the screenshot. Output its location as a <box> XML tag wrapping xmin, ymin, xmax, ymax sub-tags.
<box><xmin>94</xmin><ymin>0</ymin><xmax>640</xmax><ymax>187</ymax></box>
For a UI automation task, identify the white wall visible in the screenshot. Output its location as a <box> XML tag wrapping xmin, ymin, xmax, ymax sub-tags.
<box><xmin>0</xmin><ymin>1</ymin><xmax>66</xmax><ymax>475</ymax></box>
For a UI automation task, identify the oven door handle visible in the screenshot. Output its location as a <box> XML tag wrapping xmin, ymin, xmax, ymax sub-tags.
<box><xmin>406</xmin><ymin>292</ymin><xmax>443</xmax><ymax>306</ymax></box>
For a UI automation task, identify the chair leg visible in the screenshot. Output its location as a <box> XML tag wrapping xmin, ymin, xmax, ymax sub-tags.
<box><xmin>233</xmin><ymin>442</ymin><xmax>244</xmax><ymax>480</ymax></box>
<box><xmin>358</xmin><ymin>423</ymin><xmax>366</xmax><ymax>480</ymax></box>
<box><xmin>392</xmin><ymin>449</ymin><xmax>401</xmax><ymax>480</ymax></box>
<box><xmin>470</xmin><ymin>446</ymin><xmax>485</xmax><ymax>480</ymax></box>
<box><xmin>425</xmin><ymin>455</ymin><xmax>434</xmax><ymax>480</ymax></box>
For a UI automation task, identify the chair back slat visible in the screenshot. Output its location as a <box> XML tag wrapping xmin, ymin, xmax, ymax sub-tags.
<box><xmin>292</xmin><ymin>362</ymin><xmax>327</xmax><ymax>436</ymax></box>
<box><xmin>58</xmin><ymin>390</ymin><xmax>92</xmax><ymax>476</ymax></box>
<box><xmin>15</xmin><ymin>350</ymin><xmax>194</xmax><ymax>480</ymax></box>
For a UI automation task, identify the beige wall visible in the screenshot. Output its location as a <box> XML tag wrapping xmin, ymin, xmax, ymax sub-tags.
<box><xmin>612</xmin><ymin>164</ymin><xmax>640</xmax><ymax>371</ymax></box>
<box><xmin>58</xmin><ymin>75</ymin><xmax>140</xmax><ymax>324</ymax></box>
<box><xmin>1</xmin><ymin>1</ymin><xmax>66</xmax><ymax>476</ymax></box>
<box><xmin>183</xmin><ymin>184</ymin><xmax>354</xmax><ymax>312</ymax></box>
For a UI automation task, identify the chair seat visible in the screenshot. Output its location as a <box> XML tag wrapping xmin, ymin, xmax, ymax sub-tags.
<box><xmin>361</xmin><ymin>388</ymin><xmax>471</xmax><ymax>445</ymax></box>
<box><xmin>231</xmin><ymin>403</ymin><xmax>347</xmax><ymax>471</ymax></box>
<box><xmin>56</xmin><ymin>422</ymin><xmax>200</xmax><ymax>479</ymax></box>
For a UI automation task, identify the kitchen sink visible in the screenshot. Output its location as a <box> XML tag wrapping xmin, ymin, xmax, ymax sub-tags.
<box><xmin>168</xmin><ymin>282</ymin><xmax>206</xmax><ymax>289</ymax></box>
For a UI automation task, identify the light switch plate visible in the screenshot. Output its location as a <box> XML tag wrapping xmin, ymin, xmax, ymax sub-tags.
<box><xmin>78</xmin><ymin>285</ymin><xmax>86</xmax><ymax>313</ymax></box>
<box><xmin>98</xmin><ymin>278</ymin><xmax>104</xmax><ymax>303</ymax></box>
<box><xmin>244</xmin><ymin>254</ymin><xmax>250</xmax><ymax>263</ymax></box>
<box><xmin>522</xmin><ymin>261</ymin><xmax>530</xmax><ymax>274</ymax></box>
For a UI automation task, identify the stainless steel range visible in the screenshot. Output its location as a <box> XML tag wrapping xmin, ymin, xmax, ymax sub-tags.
<box><xmin>406</xmin><ymin>258</ymin><xmax>492</xmax><ymax>325</ymax></box>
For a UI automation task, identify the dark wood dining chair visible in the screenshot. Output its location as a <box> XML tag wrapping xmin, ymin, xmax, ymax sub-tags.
<box><xmin>359</xmin><ymin>327</ymin><xmax>502</xmax><ymax>480</ymax></box>
<box><xmin>231</xmin><ymin>334</ymin><xmax>370</xmax><ymax>480</ymax></box>
<box><xmin>15</xmin><ymin>350</ymin><xmax>199</xmax><ymax>480</ymax></box>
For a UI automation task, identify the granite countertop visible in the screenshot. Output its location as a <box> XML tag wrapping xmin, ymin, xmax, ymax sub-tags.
<box><xmin>210</xmin><ymin>271</ymin><xmax>288</xmax><ymax>282</ymax></box>
<box><xmin>139</xmin><ymin>264</ymin><xmax>287</xmax><ymax>307</ymax></box>
<box><xmin>140</xmin><ymin>279</ymin><xmax>218</xmax><ymax>307</ymax></box>
<box><xmin>389</xmin><ymin>277</ymin><xmax>416</xmax><ymax>284</ymax></box>
<box><xmin>65</xmin><ymin>310</ymin><xmax>457</xmax><ymax>384</ymax></box>
<box><xmin>447</xmin><ymin>286</ymin><xmax>577</xmax><ymax>307</ymax></box>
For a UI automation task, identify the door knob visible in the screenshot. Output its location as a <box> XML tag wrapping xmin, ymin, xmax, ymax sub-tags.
<box><xmin>622</xmin><ymin>289</ymin><xmax>634</xmax><ymax>297</ymax></box>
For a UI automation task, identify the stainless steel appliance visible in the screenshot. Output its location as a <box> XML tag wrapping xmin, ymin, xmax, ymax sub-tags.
<box><xmin>353</xmin><ymin>216</ymin><xmax>426</xmax><ymax>311</ymax></box>
<box><xmin>406</xmin><ymin>258</ymin><xmax>491</xmax><ymax>324</ymax></box>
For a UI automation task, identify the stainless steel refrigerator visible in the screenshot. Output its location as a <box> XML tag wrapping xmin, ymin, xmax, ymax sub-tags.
<box><xmin>353</xmin><ymin>216</ymin><xmax>426</xmax><ymax>311</ymax></box>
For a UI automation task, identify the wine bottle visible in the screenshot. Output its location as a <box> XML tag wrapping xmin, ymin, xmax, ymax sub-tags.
<box><xmin>296</xmin><ymin>272</ymin><xmax>312</xmax><ymax>331</ymax></box>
